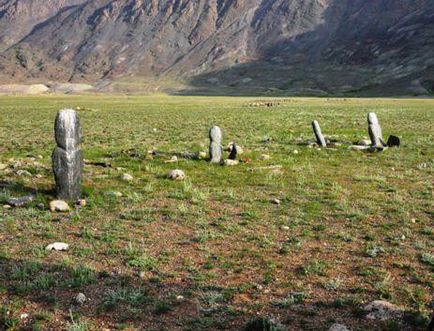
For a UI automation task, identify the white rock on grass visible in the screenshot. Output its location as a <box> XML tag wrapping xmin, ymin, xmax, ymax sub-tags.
<box><xmin>271</xmin><ymin>198</ymin><xmax>281</xmax><ymax>205</ymax></box>
<box><xmin>121</xmin><ymin>173</ymin><xmax>134</xmax><ymax>182</ymax></box>
<box><xmin>328</xmin><ymin>324</ymin><xmax>350</xmax><ymax>331</ymax></box>
<box><xmin>49</xmin><ymin>200</ymin><xmax>70</xmax><ymax>212</ymax></box>
<box><xmin>168</xmin><ymin>169</ymin><xmax>186</xmax><ymax>181</ymax></box>
<box><xmin>107</xmin><ymin>191</ymin><xmax>123</xmax><ymax>198</ymax></box>
<box><xmin>17</xmin><ymin>170</ymin><xmax>32</xmax><ymax>177</ymax></box>
<box><xmin>46</xmin><ymin>242</ymin><xmax>69</xmax><ymax>251</ymax></box>
<box><xmin>260</xmin><ymin>154</ymin><xmax>271</xmax><ymax>160</ymax></box>
<box><xmin>75</xmin><ymin>293</ymin><xmax>87</xmax><ymax>305</ymax></box>
<box><xmin>364</xmin><ymin>300</ymin><xmax>403</xmax><ymax>321</ymax></box>
<box><xmin>0</xmin><ymin>163</ymin><xmax>7</xmax><ymax>170</ymax></box>
<box><xmin>223</xmin><ymin>159</ymin><xmax>239</xmax><ymax>166</ymax></box>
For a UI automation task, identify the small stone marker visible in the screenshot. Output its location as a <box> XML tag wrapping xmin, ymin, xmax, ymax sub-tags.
<box><xmin>52</xmin><ymin>109</ymin><xmax>83</xmax><ymax>201</ymax></box>
<box><xmin>223</xmin><ymin>159</ymin><xmax>239</xmax><ymax>166</ymax></box>
<box><xmin>209</xmin><ymin>126</ymin><xmax>222</xmax><ymax>163</ymax></box>
<box><xmin>367</xmin><ymin>112</ymin><xmax>385</xmax><ymax>148</ymax></box>
<box><xmin>386</xmin><ymin>135</ymin><xmax>400</xmax><ymax>147</ymax></box>
<box><xmin>228</xmin><ymin>143</ymin><xmax>238</xmax><ymax>160</ymax></box>
<box><xmin>312</xmin><ymin>120</ymin><xmax>327</xmax><ymax>147</ymax></box>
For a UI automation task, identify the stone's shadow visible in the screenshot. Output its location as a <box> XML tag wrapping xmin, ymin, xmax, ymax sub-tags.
<box><xmin>0</xmin><ymin>180</ymin><xmax>54</xmax><ymax>197</ymax></box>
<box><xmin>0</xmin><ymin>257</ymin><xmax>430</xmax><ymax>330</ymax></box>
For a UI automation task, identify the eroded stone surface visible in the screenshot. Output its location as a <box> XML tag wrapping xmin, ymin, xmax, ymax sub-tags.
<box><xmin>367</xmin><ymin>112</ymin><xmax>385</xmax><ymax>148</ymax></box>
<box><xmin>52</xmin><ymin>109</ymin><xmax>83</xmax><ymax>200</ymax></box>
<box><xmin>312</xmin><ymin>120</ymin><xmax>327</xmax><ymax>147</ymax></box>
<box><xmin>209</xmin><ymin>126</ymin><xmax>222</xmax><ymax>163</ymax></box>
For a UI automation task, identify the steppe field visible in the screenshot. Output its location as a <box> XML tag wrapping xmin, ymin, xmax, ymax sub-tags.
<box><xmin>0</xmin><ymin>95</ymin><xmax>433</xmax><ymax>331</ymax></box>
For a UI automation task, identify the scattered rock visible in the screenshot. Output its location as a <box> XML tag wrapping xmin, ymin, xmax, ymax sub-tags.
<box><xmin>271</xmin><ymin>198</ymin><xmax>281</xmax><ymax>205</ymax></box>
<box><xmin>49</xmin><ymin>200</ymin><xmax>70</xmax><ymax>212</ymax></box>
<box><xmin>165</xmin><ymin>156</ymin><xmax>178</xmax><ymax>163</ymax></box>
<box><xmin>328</xmin><ymin>324</ymin><xmax>350</xmax><ymax>331</ymax></box>
<box><xmin>168</xmin><ymin>169</ymin><xmax>186</xmax><ymax>180</ymax></box>
<box><xmin>75</xmin><ymin>293</ymin><xmax>87</xmax><ymax>305</ymax></box>
<box><xmin>16</xmin><ymin>170</ymin><xmax>32</xmax><ymax>177</ymax></box>
<box><xmin>46</xmin><ymin>242</ymin><xmax>69</xmax><ymax>251</ymax></box>
<box><xmin>0</xmin><ymin>163</ymin><xmax>7</xmax><ymax>170</ymax></box>
<box><xmin>121</xmin><ymin>173</ymin><xmax>134</xmax><ymax>182</ymax></box>
<box><xmin>209</xmin><ymin>126</ymin><xmax>223</xmax><ymax>163</ymax></box>
<box><xmin>292</xmin><ymin>150</ymin><xmax>299</xmax><ymax>154</ymax></box>
<box><xmin>198</xmin><ymin>151</ymin><xmax>208</xmax><ymax>159</ymax></box>
<box><xmin>223</xmin><ymin>159</ymin><xmax>239</xmax><ymax>166</ymax></box>
<box><xmin>364</xmin><ymin>300</ymin><xmax>403</xmax><ymax>321</ymax></box>
<box><xmin>20</xmin><ymin>313</ymin><xmax>29</xmax><ymax>320</ymax></box>
<box><xmin>357</xmin><ymin>139</ymin><xmax>371</xmax><ymax>146</ymax></box>
<box><xmin>76</xmin><ymin>199</ymin><xmax>86</xmax><ymax>207</ymax></box>
<box><xmin>3</xmin><ymin>204</ymin><xmax>12</xmax><ymax>209</ymax></box>
<box><xmin>7</xmin><ymin>195</ymin><xmax>35</xmax><ymax>207</ymax></box>
<box><xmin>176</xmin><ymin>295</ymin><xmax>184</xmax><ymax>301</ymax></box>
<box><xmin>107</xmin><ymin>191</ymin><xmax>123</xmax><ymax>198</ymax></box>
<box><xmin>260</xmin><ymin>154</ymin><xmax>271</xmax><ymax>160</ymax></box>
<box><xmin>280</xmin><ymin>225</ymin><xmax>290</xmax><ymax>231</ymax></box>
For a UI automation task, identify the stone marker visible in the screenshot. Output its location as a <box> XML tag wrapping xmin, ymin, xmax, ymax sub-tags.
<box><xmin>209</xmin><ymin>126</ymin><xmax>222</xmax><ymax>163</ymax></box>
<box><xmin>386</xmin><ymin>135</ymin><xmax>400</xmax><ymax>148</ymax></box>
<box><xmin>367</xmin><ymin>112</ymin><xmax>385</xmax><ymax>148</ymax></box>
<box><xmin>52</xmin><ymin>109</ymin><xmax>83</xmax><ymax>201</ymax></box>
<box><xmin>228</xmin><ymin>143</ymin><xmax>238</xmax><ymax>160</ymax></box>
<box><xmin>312</xmin><ymin>120</ymin><xmax>327</xmax><ymax>147</ymax></box>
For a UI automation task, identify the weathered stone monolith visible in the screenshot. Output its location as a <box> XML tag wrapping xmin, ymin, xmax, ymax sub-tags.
<box><xmin>312</xmin><ymin>120</ymin><xmax>327</xmax><ymax>147</ymax></box>
<box><xmin>52</xmin><ymin>109</ymin><xmax>83</xmax><ymax>201</ymax></box>
<box><xmin>209</xmin><ymin>126</ymin><xmax>222</xmax><ymax>163</ymax></box>
<box><xmin>368</xmin><ymin>112</ymin><xmax>385</xmax><ymax>148</ymax></box>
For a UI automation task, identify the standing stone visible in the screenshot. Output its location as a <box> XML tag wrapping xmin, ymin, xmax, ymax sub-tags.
<box><xmin>386</xmin><ymin>135</ymin><xmax>400</xmax><ymax>148</ymax></box>
<box><xmin>312</xmin><ymin>120</ymin><xmax>327</xmax><ymax>147</ymax></box>
<box><xmin>52</xmin><ymin>109</ymin><xmax>83</xmax><ymax>201</ymax></box>
<box><xmin>367</xmin><ymin>112</ymin><xmax>385</xmax><ymax>148</ymax></box>
<box><xmin>228</xmin><ymin>143</ymin><xmax>238</xmax><ymax>160</ymax></box>
<box><xmin>209</xmin><ymin>126</ymin><xmax>222</xmax><ymax>163</ymax></box>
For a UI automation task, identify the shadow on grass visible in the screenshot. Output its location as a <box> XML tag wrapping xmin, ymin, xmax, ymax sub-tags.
<box><xmin>0</xmin><ymin>256</ymin><xmax>431</xmax><ymax>330</ymax></box>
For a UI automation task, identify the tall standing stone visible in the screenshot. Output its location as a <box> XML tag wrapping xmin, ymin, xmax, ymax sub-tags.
<box><xmin>367</xmin><ymin>112</ymin><xmax>385</xmax><ymax>148</ymax></box>
<box><xmin>209</xmin><ymin>126</ymin><xmax>222</xmax><ymax>163</ymax></box>
<box><xmin>312</xmin><ymin>120</ymin><xmax>327</xmax><ymax>147</ymax></box>
<box><xmin>52</xmin><ymin>109</ymin><xmax>83</xmax><ymax>201</ymax></box>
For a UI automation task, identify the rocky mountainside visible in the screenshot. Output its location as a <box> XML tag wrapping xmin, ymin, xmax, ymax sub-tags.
<box><xmin>0</xmin><ymin>0</ymin><xmax>433</xmax><ymax>95</ymax></box>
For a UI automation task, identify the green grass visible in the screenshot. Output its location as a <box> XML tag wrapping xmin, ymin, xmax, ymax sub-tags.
<box><xmin>0</xmin><ymin>95</ymin><xmax>433</xmax><ymax>330</ymax></box>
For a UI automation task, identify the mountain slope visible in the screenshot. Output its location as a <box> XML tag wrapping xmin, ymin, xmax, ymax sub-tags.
<box><xmin>0</xmin><ymin>0</ymin><xmax>433</xmax><ymax>95</ymax></box>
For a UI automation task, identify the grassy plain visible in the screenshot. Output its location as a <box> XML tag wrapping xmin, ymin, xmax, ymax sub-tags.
<box><xmin>0</xmin><ymin>95</ymin><xmax>433</xmax><ymax>330</ymax></box>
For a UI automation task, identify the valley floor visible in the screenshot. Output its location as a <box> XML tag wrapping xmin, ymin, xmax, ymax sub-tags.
<box><xmin>0</xmin><ymin>96</ymin><xmax>433</xmax><ymax>330</ymax></box>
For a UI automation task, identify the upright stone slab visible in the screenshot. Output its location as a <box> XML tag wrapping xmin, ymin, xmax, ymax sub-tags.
<box><xmin>209</xmin><ymin>126</ymin><xmax>222</xmax><ymax>163</ymax></box>
<box><xmin>367</xmin><ymin>112</ymin><xmax>385</xmax><ymax>148</ymax></box>
<box><xmin>312</xmin><ymin>120</ymin><xmax>327</xmax><ymax>147</ymax></box>
<box><xmin>52</xmin><ymin>109</ymin><xmax>83</xmax><ymax>201</ymax></box>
